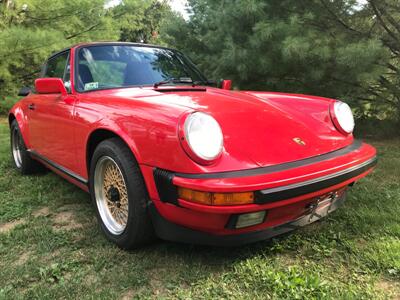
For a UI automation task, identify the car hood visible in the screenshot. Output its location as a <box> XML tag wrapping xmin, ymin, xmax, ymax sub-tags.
<box><xmin>108</xmin><ymin>86</ymin><xmax>353</xmax><ymax>169</ymax></box>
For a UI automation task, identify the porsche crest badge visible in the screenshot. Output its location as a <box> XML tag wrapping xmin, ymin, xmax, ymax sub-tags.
<box><xmin>293</xmin><ymin>137</ymin><xmax>306</xmax><ymax>146</ymax></box>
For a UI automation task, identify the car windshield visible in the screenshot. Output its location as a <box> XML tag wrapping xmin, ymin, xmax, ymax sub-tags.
<box><xmin>76</xmin><ymin>45</ymin><xmax>208</xmax><ymax>92</ymax></box>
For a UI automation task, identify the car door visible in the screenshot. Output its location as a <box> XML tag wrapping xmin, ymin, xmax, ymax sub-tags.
<box><xmin>28</xmin><ymin>51</ymin><xmax>78</xmax><ymax>173</ymax></box>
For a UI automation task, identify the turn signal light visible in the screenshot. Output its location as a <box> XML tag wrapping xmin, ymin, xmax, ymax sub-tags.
<box><xmin>177</xmin><ymin>187</ymin><xmax>254</xmax><ymax>206</ymax></box>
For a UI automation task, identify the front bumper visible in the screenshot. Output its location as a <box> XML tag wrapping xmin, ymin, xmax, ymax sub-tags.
<box><xmin>141</xmin><ymin>140</ymin><xmax>377</xmax><ymax>244</ymax></box>
<box><xmin>150</xmin><ymin>190</ymin><xmax>347</xmax><ymax>246</ymax></box>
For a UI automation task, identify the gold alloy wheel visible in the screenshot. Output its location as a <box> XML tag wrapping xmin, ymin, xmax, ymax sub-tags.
<box><xmin>94</xmin><ymin>156</ymin><xmax>129</xmax><ymax>235</ymax></box>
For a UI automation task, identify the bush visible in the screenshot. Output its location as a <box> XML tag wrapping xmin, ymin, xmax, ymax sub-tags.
<box><xmin>355</xmin><ymin>117</ymin><xmax>400</xmax><ymax>139</ymax></box>
<box><xmin>0</xmin><ymin>96</ymin><xmax>18</xmax><ymax>116</ymax></box>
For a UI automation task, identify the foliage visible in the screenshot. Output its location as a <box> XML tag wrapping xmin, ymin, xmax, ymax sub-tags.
<box><xmin>1</xmin><ymin>0</ymin><xmax>399</xmax><ymax>128</ymax></box>
<box><xmin>117</xmin><ymin>0</ymin><xmax>171</xmax><ymax>43</ymax></box>
<box><xmin>0</xmin><ymin>0</ymin><xmax>170</xmax><ymax>114</ymax></box>
<box><xmin>161</xmin><ymin>0</ymin><xmax>400</xmax><ymax>123</ymax></box>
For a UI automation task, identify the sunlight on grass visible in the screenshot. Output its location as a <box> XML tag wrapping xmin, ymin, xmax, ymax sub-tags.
<box><xmin>0</xmin><ymin>119</ymin><xmax>399</xmax><ymax>299</ymax></box>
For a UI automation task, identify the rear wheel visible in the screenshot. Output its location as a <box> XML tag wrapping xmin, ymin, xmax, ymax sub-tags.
<box><xmin>89</xmin><ymin>138</ymin><xmax>155</xmax><ymax>249</ymax></box>
<box><xmin>10</xmin><ymin>120</ymin><xmax>42</xmax><ymax>174</ymax></box>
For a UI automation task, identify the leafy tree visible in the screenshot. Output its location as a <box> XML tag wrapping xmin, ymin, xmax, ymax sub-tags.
<box><xmin>0</xmin><ymin>0</ymin><xmax>118</xmax><ymax>112</ymax></box>
<box><xmin>0</xmin><ymin>0</ymin><xmax>171</xmax><ymax>114</ymax></box>
<box><xmin>117</xmin><ymin>0</ymin><xmax>170</xmax><ymax>43</ymax></box>
<box><xmin>306</xmin><ymin>0</ymin><xmax>400</xmax><ymax>121</ymax></box>
<box><xmin>161</xmin><ymin>0</ymin><xmax>399</xmax><ymax>122</ymax></box>
<box><xmin>334</xmin><ymin>0</ymin><xmax>400</xmax><ymax>121</ymax></box>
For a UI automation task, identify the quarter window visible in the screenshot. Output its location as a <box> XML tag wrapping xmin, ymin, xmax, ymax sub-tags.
<box><xmin>44</xmin><ymin>52</ymin><xmax>69</xmax><ymax>79</ymax></box>
<box><xmin>44</xmin><ymin>51</ymin><xmax>71</xmax><ymax>92</ymax></box>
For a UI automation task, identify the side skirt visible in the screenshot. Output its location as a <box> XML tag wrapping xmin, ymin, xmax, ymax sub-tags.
<box><xmin>28</xmin><ymin>150</ymin><xmax>88</xmax><ymax>187</ymax></box>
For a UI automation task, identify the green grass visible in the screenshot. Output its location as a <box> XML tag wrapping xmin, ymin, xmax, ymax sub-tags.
<box><xmin>0</xmin><ymin>118</ymin><xmax>399</xmax><ymax>299</ymax></box>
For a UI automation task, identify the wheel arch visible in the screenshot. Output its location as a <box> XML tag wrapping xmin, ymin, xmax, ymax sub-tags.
<box><xmin>8</xmin><ymin>108</ymin><xmax>31</xmax><ymax>148</ymax></box>
<box><xmin>86</xmin><ymin>128</ymin><xmax>142</xmax><ymax>175</ymax></box>
<box><xmin>8</xmin><ymin>113</ymin><xmax>16</xmax><ymax>127</ymax></box>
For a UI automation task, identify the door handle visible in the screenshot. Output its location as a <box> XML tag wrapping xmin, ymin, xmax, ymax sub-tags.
<box><xmin>28</xmin><ymin>103</ymin><xmax>35</xmax><ymax>110</ymax></box>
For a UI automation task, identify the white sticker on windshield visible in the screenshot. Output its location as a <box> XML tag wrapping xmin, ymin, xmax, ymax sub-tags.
<box><xmin>84</xmin><ymin>82</ymin><xmax>99</xmax><ymax>91</ymax></box>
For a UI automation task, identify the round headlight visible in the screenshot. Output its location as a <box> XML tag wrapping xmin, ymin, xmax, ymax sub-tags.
<box><xmin>183</xmin><ymin>112</ymin><xmax>223</xmax><ymax>163</ymax></box>
<box><xmin>331</xmin><ymin>101</ymin><xmax>355</xmax><ymax>134</ymax></box>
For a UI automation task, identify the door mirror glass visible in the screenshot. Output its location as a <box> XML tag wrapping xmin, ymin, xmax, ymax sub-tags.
<box><xmin>35</xmin><ymin>78</ymin><xmax>68</xmax><ymax>96</ymax></box>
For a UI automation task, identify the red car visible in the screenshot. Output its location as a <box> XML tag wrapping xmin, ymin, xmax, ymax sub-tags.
<box><xmin>9</xmin><ymin>42</ymin><xmax>377</xmax><ymax>249</ymax></box>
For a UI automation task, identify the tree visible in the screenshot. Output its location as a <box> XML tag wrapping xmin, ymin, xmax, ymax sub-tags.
<box><xmin>0</xmin><ymin>0</ymin><xmax>172</xmax><ymax>114</ymax></box>
<box><xmin>0</xmin><ymin>0</ymin><xmax>119</xmax><ymax>111</ymax></box>
<box><xmin>117</xmin><ymin>0</ymin><xmax>170</xmax><ymax>43</ymax></box>
<box><xmin>161</xmin><ymin>0</ymin><xmax>399</xmax><ymax>122</ymax></box>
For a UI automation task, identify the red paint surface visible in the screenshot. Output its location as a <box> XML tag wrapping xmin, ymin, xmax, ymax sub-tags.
<box><xmin>35</xmin><ymin>78</ymin><xmax>67</xmax><ymax>96</ymax></box>
<box><xmin>9</xmin><ymin>42</ymin><xmax>377</xmax><ymax>237</ymax></box>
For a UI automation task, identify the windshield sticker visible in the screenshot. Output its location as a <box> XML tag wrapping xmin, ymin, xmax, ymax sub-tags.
<box><xmin>84</xmin><ymin>82</ymin><xmax>99</xmax><ymax>91</ymax></box>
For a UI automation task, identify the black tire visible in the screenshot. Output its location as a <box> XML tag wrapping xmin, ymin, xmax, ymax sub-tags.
<box><xmin>89</xmin><ymin>138</ymin><xmax>155</xmax><ymax>249</ymax></box>
<box><xmin>10</xmin><ymin>120</ymin><xmax>43</xmax><ymax>174</ymax></box>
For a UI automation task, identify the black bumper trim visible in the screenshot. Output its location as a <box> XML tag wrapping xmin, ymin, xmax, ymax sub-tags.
<box><xmin>254</xmin><ymin>156</ymin><xmax>377</xmax><ymax>203</ymax></box>
<box><xmin>150</xmin><ymin>192</ymin><xmax>346</xmax><ymax>246</ymax></box>
<box><xmin>175</xmin><ymin>140</ymin><xmax>363</xmax><ymax>179</ymax></box>
<box><xmin>154</xmin><ymin>154</ymin><xmax>376</xmax><ymax>206</ymax></box>
<box><xmin>153</xmin><ymin>140</ymin><xmax>376</xmax><ymax>205</ymax></box>
<box><xmin>153</xmin><ymin>168</ymin><xmax>179</xmax><ymax>205</ymax></box>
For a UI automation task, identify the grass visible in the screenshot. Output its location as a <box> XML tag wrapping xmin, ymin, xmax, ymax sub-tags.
<box><xmin>0</xmin><ymin>117</ymin><xmax>399</xmax><ymax>299</ymax></box>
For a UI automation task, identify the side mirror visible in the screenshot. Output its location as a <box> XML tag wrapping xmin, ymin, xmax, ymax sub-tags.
<box><xmin>221</xmin><ymin>79</ymin><xmax>232</xmax><ymax>90</ymax></box>
<box><xmin>35</xmin><ymin>78</ymin><xmax>67</xmax><ymax>96</ymax></box>
<box><xmin>18</xmin><ymin>86</ymin><xmax>32</xmax><ymax>97</ymax></box>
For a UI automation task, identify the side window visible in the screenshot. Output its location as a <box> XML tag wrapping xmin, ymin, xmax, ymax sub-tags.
<box><xmin>44</xmin><ymin>51</ymin><xmax>71</xmax><ymax>92</ymax></box>
<box><xmin>44</xmin><ymin>52</ymin><xmax>69</xmax><ymax>79</ymax></box>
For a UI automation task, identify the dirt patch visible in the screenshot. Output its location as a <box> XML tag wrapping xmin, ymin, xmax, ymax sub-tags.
<box><xmin>376</xmin><ymin>279</ymin><xmax>400</xmax><ymax>299</ymax></box>
<box><xmin>52</xmin><ymin>211</ymin><xmax>83</xmax><ymax>231</ymax></box>
<box><xmin>58</xmin><ymin>204</ymin><xmax>85</xmax><ymax>211</ymax></box>
<box><xmin>15</xmin><ymin>251</ymin><xmax>32</xmax><ymax>266</ymax></box>
<box><xmin>121</xmin><ymin>289</ymin><xmax>135</xmax><ymax>300</ymax></box>
<box><xmin>0</xmin><ymin>219</ymin><xmax>24</xmax><ymax>234</ymax></box>
<box><xmin>32</xmin><ymin>207</ymin><xmax>51</xmax><ymax>218</ymax></box>
<box><xmin>148</xmin><ymin>268</ymin><xmax>169</xmax><ymax>297</ymax></box>
<box><xmin>83</xmin><ymin>274</ymin><xmax>96</xmax><ymax>285</ymax></box>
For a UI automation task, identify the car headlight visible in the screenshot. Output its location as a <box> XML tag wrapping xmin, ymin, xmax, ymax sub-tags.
<box><xmin>330</xmin><ymin>101</ymin><xmax>355</xmax><ymax>134</ymax></box>
<box><xmin>180</xmin><ymin>112</ymin><xmax>223</xmax><ymax>164</ymax></box>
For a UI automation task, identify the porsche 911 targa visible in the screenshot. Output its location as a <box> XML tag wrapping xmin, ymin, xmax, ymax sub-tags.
<box><xmin>9</xmin><ymin>42</ymin><xmax>377</xmax><ymax>248</ymax></box>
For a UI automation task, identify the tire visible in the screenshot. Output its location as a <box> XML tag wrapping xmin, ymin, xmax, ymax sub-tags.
<box><xmin>89</xmin><ymin>138</ymin><xmax>155</xmax><ymax>249</ymax></box>
<box><xmin>10</xmin><ymin>120</ymin><xmax>43</xmax><ymax>174</ymax></box>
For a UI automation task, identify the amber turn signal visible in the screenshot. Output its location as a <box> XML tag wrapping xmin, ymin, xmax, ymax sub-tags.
<box><xmin>177</xmin><ymin>187</ymin><xmax>254</xmax><ymax>206</ymax></box>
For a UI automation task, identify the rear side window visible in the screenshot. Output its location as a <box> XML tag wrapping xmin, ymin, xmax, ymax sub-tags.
<box><xmin>44</xmin><ymin>52</ymin><xmax>69</xmax><ymax>78</ymax></box>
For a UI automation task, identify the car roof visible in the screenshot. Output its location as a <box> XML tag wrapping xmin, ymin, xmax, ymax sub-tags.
<box><xmin>48</xmin><ymin>41</ymin><xmax>177</xmax><ymax>60</ymax></box>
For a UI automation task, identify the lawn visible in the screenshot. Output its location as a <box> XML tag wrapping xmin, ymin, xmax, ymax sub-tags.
<box><xmin>0</xmin><ymin>117</ymin><xmax>399</xmax><ymax>299</ymax></box>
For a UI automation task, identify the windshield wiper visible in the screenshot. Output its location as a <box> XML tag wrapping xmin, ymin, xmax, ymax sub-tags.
<box><xmin>193</xmin><ymin>79</ymin><xmax>214</xmax><ymax>86</ymax></box>
<box><xmin>154</xmin><ymin>77</ymin><xmax>194</xmax><ymax>88</ymax></box>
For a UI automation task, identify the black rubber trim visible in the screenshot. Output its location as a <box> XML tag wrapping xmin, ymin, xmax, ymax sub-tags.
<box><xmin>254</xmin><ymin>156</ymin><xmax>377</xmax><ymax>203</ymax></box>
<box><xmin>28</xmin><ymin>150</ymin><xmax>88</xmax><ymax>185</ymax></box>
<box><xmin>157</xmin><ymin>87</ymin><xmax>207</xmax><ymax>92</ymax></box>
<box><xmin>175</xmin><ymin>140</ymin><xmax>363</xmax><ymax>179</ymax></box>
<box><xmin>153</xmin><ymin>168</ymin><xmax>179</xmax><ymax>205</ymax></box>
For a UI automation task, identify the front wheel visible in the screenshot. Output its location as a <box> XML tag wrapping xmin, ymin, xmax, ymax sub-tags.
<box><xmin>89</xmin><ymin>138</ymin><xmax>155</xmax><ymax>249</ymax></box>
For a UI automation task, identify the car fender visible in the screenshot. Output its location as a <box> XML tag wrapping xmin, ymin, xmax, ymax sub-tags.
<box><xmin>85</xmin><ymin>117</ymin><xmax>143</xmax><ymax>165</ymax></box>
<box><xmin>9</xmin><ymin>104</ymin><xmax>31</xmax><ymax>149</ymax></box>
